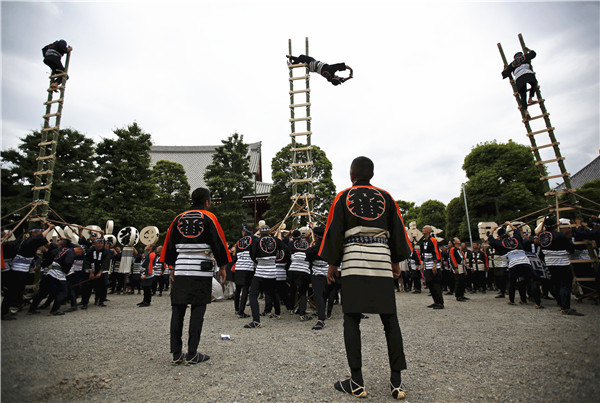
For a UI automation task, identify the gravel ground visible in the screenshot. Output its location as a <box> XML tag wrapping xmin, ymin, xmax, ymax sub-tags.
<box><xmin>2</xmin><ymin>289</ymin><xmax>599</xmax><ymax>402</ymax></box>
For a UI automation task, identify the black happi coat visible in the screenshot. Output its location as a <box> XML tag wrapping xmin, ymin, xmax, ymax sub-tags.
<box><xmin>319</xmin><ymin>180</ymin><xmax>411</xmax><ymax>313</ymax></box>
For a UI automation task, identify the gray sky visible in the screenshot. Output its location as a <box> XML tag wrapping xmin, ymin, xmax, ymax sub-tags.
<box><xmin>2</xmin><ymin>0</ymin><xmax>598</xmax><ymax>206</ymax></box>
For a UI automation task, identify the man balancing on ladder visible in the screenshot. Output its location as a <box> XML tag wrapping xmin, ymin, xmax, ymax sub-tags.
<box><xmin>287</xmin><ymin>54</ymin><xmax>353</xmax><ymax>86</ymax></box>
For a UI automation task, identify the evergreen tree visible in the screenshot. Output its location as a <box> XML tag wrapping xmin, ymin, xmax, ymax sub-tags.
<box><xmin>1</xmin><ymin>128</ymin><xmax>96</xmax><ymax>228</ymax></box>
<box><xmin>151</xmin><ymin>160</ymin><xmax>191</xmax><ymax>232</ymax></box>
<box><xmin>417</xmin><ymin>199</ymin><xmax>446</xmax><ymax>230</ymax></box>
<box><xmin>90</xmin><ymin>122</ymin><xmax>157</xmax><ymax>231</ymax></box>
<box><xmin>263</xmin><ymin>143</ymin><xmax>336</xmax><ymax>227</ymax></box>
<box><xmin>204</xmin><ymin>133</ymin><xmax>253</xmax><ymax>242</ymax></box>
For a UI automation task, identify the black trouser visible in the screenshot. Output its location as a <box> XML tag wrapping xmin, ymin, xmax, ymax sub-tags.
<box><xmin>454</xmin><ymin>272</ymin><xmax>466</xmax><ymax>299</ymax></box>
<box><xmin>516</xmin><ymin>73</ymin><xmax>538</xmax><ymax>110</ymax></box>
<box><xmin>170</xmin><ymin>304</ymin><xmax>207</xmax><ymax>355</ymax></box>
<box><xmin>424</xmin><ymin>269</ymin><xmax>444</xmax><ymax>305</ymax></box>
<box><xmin>326</xmin><ymin>277</ymin><xmax>341</xmax><ymax>316</ymax></box>
<box><xmin>43</xmin><ymin>56</ymin><xmax>65</xmax><ymax>85</ymax></box>
<box><xmin>249</xmin><ymin>276</ymin><xmax>278</xmax><ymax>322</ymax></box>
<box><xmin>509</xmin><ymin>264</ymin><xmax>541</xmax><ymax>304</ymax></box>
<box><xmin>344</xmin><ymin>312</ymin><xmax>407</xmax><ymax>372</ymax></box>
<box><xmin>1</xmin><ymin>270</ymin><xmax>29</xmax><ymax>317</ymax></box>
<box><xmin>475</xmin><ymin>270</ymin><xmax>487</xmax><ymax>292</ymax></box>
<box><xmin>311</xmin><ymin>275</ymin><xmax>327</xmax><ymax>321</ymax></box>
<box><xmin>66</xmin><ymin>272</ymin><xmax>82</xmax><ymax>307</ymax></box>
<box><xmin>265</xmin><ymin>280</ymin><xmax>288</xmax><ymax>315</ymax></box>
<box><xmin>80</xmin><ymin>273</ymin><xmax>93</xmax><ymax>306</ymax></box>
<box><xmin>548</xmin><ymin>266</ymin><xmax>573</xmax><ymax>310</ymax></box>
<box><xmin>233</xmin><ymin>270</ymin><xmax>253</xmax><ymax>314</ymax></box>
<box><xmin>129</xmin><ymin>274</ymin><xmax>141</xmax><ymax>293</ymax></box>
<box><xmin>29</xmin><ymin>276</ymin><xmax>66</xmax><ymax>313</ymax></box>
<box><xmin>494</xmin><ymin>268</ymin><xmax>507</xmax><ymax>295</ymax></box>
<box><xmin>115</xmin><ymin>273</ymin><xmax>126</xmax><ymax>293</ymax></box>
<box><xmin>157</xmin><ymin>274</ymin><xmax>169</xmax><ymax>293</ymax></box>
<box><xmin>401</xmin><ymin>271</ymin><xmax>411</xmax><ymax>291</ymax></box>
<box><xmin>94</xmin><ymin>273</ymin><xmax>108</xmax><ymax>303</ymax></box>
<box><xmin>143</xmin><ymin>285</ymin><xmax>153</xmax><ymax>304</ymax></box>
<box><xmin>410</xmin><ymin>270</ymin><xmax>421</xmax><ymax>291</ymax></box>
<box><xmin>442</xmin><ymin>270</ymin><xmax>454</xmax><ymax>293</ymax></box>
<box><xmin>289</xmin><ymin>271</ymin><xmax>311</xmax><ymax>314</ymax></box>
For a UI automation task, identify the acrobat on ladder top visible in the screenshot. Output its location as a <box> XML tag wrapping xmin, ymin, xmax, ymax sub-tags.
<box><xmin>287</xmin><ymin>54</ymin><xmax>353</xmax><ymax>86</ymax></box>
<box><xmin>501</xmin><ymin>46</ymin><xmax>538</xmax><ymax>119</ymax></box>
<box><xmin>42</xmin><ymin>39</ymin><xmax>72</xmax><ymax>92</ymax></box>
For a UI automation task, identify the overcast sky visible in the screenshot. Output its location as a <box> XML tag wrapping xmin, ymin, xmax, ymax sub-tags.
<box><xmin>2</xmin><ymin>0</ymin><xmax>598</xmax><ymax>207</ymax></box>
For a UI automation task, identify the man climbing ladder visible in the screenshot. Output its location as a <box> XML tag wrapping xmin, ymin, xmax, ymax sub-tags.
<box><xmin>42</xmin><ymin>39</ymin><xmax>72</xmax><ymax>92</ymax></box>
<box><xmin>287</xmin><ymin>54</ymin><xmax>353</xmax><ymax>86</ymax></box>
<box><xmin>501</xmin><ymin>47</ymin><xmax>537</xmax><ymax>118</ymax></box>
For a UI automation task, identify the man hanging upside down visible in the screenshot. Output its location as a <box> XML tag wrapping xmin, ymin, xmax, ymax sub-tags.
<box><xmin>287</xmin><ymin>55</ymin><xmax>353</xmax><ymax>86</ymax></box>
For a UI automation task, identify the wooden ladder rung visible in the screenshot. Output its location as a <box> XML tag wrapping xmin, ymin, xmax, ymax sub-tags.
<box><xmin>289</xmin><ymin>89</ymin><xmax>310</xmax><ymax>95</ymax></box>
<box><xmin>43</xmin><ymin>112</ymin><xmax>61</xmax><ymax>119</ymax></box>
<box><xmin>289</xmin><ymin>131</ymin><xmax>312</xmax><ymax>137</ymax></box>
<box><xmin>290</xmin><ymin>162</ymin><xmax>314</xmax><ymax>167</ymax></box>
<box><xmin>574</xmin><ymin>276</ymin><xmax>597</xmax><ymax>281</ymax></box>
<box><xmin>518</xmin><ymin>99</ymin><xmax>545</xmax><ymax>109</ymax></box>
<box><xmin>34</xmin><ymin>170</ymin><xmax>53</xmax><ymax>176</ymax></box>
<box><xmin>289</xmin><ymin>103</ymin><xmax>311</xmax><ymax>108</ymax></box>
<box><xmin>527</xmin><ymin>127</ymin><xmax>555</xmax><ymax>137</ymax></box>
<box><xmin>288</xmin><ymin>63</ymin><xmax>308</xmax><ymax>68</ymax></box>
<box><xmin>290</xmin><ymin>178</ymin><xmax>315</xmax><ymax>183</ymax></box>
<box><xmin>549</xmin><ymin>207</ymin><xmax>575</xmax><ymax>212</ymax></box>
<box><xmin>43</xmin><ymin>98</ymin><xmax>64</xmax><ymax>106</ymax></box>
<box><xmin>32</xmin><ymin>185</ymin><xmax>52</xmax><ymax>191</ymax></box>
<box><xmin>545</xmin><ymin>188</ymin><xmax>575</xmax><ymax>196</ymax></box>
<box><xmin>532</xmin><ymin>142</ymin><xmax>559</xmax><ymax>151</ymax></box>
<box><xmin>293</xmin><ymin>212</ymin><xmax>312</xmax><ymax>216</ymax></box>
<box><xmin>536</xmin><ymin>157</ymin><xmax>565</xmax><ymax>166</ymax></box>
<box><xmin>523</xmin><ymin>112</ymin><xmax>549</xmax><ymax>123</ymax></box>
<box><xmin>289</xmin><ymin>76</ymin><xmax>309</xmax><ymax>81</ymax></box>
<box><xmin>573</xmin><ymin>241</ymin><xmax>589</xmax><ymax>246</ymax></box>
<box><xmin>290</xmin><ymin>194</ymin><xmax>315</xmax><ymax>200</ymax></box>
<box><xmin>540</xmin><ymin>172</ymin><xmax>570</xmax><ymax>181</ymax></box>
<box><xmin>289</xmin><ymin>117</ymin><xmax>312</xmax><ymax>123</ymax></box>
<box><xmin>290</xmin><ymin>146</ymin><xmax>313</xmax><ymax>152</ymax></box>
<box><xmin>36</xmin><ymin>155</ymin><xmax>55</xmax><ymax>161</ymax></box>
<box><xmin>42</xmin><ymin>126</ymin><xmax>59</xmax><ymax>132</ymax></box>
<box><xmin>38</xmin><ymin>140</ymin><xmax>57</xmax><ymax>147</ymax></box>
<box><xmin>50</xmin><ymin>72</ymin><xmax>68</xmax><ymax>78</ymax></box>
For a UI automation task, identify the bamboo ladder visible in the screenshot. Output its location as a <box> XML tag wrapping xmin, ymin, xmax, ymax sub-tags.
<box><xmin>498</xmin><ymin>34</ymin><xmax>598</xmax><ymax>302</ymax></box>
<box><xmin>29</xmin><ymin>51</ymin><xmax>72</xmax><ymax>229</ymax></box>
<box><xmin>286</xmin><ymin>37</ymin><xmax>315</xmax><ymax>225</ymax></box>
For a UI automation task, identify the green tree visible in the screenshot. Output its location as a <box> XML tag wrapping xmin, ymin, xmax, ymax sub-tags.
<box><xmin>445</xmin><ymin>196</ymin><xmax>465</xmax><ymax>240</ymax></box>
<box><xmin>204</xmin><ymin>133</ymin><xmax>253</xmax><ymax>242</ymax></box>
<box><xmin>461</xmin><ymin>140</ymin><xmax>545</xmax><ymax>232</ymax></box>
<box><xmin>90</xmin><ymin>122</ymin><xmax>157</xmax><ymax>231</ymax></box>
<box><xmin>151</xmin><ymin>160</ymin><xmax>191</xmax><ymax>232</ymax></box>
<box><xmin>1</xmin><ymin>129</ymin><xmax>96</xmax><ymax>228</ymax></box>
<box><xmin>417</xmin><ymin>199</ymin><xmax>446</xmax><ymax>229</ymax></box>
<box><xmin>263</xmin><ymin>143</ymin><xmax>336</xmax><ymax>227</ymax></box>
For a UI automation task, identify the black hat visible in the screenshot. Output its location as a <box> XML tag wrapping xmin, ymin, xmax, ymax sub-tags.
<box><xmin>313</xmin><ymin>226</ymin><xmax>325</xmax><ymax>237</ymax></box>
<box><xmin>292</xmin><ymin>230</ymin><xmax>301</xmax><ymax>238</ymax></box>
<box><xmin>497</xmin><ymin>227</ymin><xmax>507</xmax><ymax>237</ymax></box>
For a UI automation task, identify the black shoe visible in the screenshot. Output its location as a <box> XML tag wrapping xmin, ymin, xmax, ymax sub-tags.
<box><xmin>445</xmin><ymin>292</ymin><xmax>453</xmax><ymax>295</ymax></box>
<box><xmin>561</xmin><ymin>309</ymin><xmax>584</xmax><ymax>316</ymax></box>
<box><xmin>412</xmin><ymin>290</ymin><xmax>421</xmax><ymax>294</ymax></box>
<box><xmin>260</xmin><ymin>311</ymin><xmax>268</xmax><ymax>317</ymax></box>
<box><xmin>98</xmin><ymin>303</ymin><xmax>107</xmax><ymax>307</ymax></box>
<box><xmin>456</xmin><ymin>298</ymin><xmax>467</xmax><ymax>302</ymax></box>
<box><xmin>104</xmin><ymin>299</ymin><xmax>110</xmax><ymax>302</ymax></box>
<box><xmin>334</xmin><ymin>378</ymin><xmax>366</xmax><ymax>398</ymax></box>
<box><xmin>495</xmin><ymin>294</ymin><xmax>505</xmax><ymax>298</ymax></box>
<box><xmin>185</xmin><ymin>352</ymin><xmax>210</xmax><ymax>365</ymax></box>
<box><xmin>462</xmin><ymin>297</ymin><xmax>470</xmax><ymax>300</ymax></box>
<box><xmin>432</xmin><ymin>304</ymin><xmax>444</xmax><ymax>310</ymax></box>
<box><xmin>158</xmin><ymin>292</ymin><xmax>162</xmax><ymax>297</ymax></box>
<box><xmin>244</xmin><ymin>321</ymin><xmax>262</xmax><ymax>328</ymax></box>
<box><xmin>80</xmin><ymin>304</ymin><xmax>88</xmax><ymax>310</ymax></box>
<box><xmin>312</xmin><ymin>320</ymin><xmax>325</xmax><ymax>330</ymax></box>
<box><xmin>138</xmin><ymin>302</ymin><xmax>150</xmax><ymax>307</ymax></box>
<box><xmin>64</xmin><ymin>307</ymin><xmax>77</xmax><ymax>313</ymax></box>
<box><xmin>427</xmin><ymin>304</ymin><xmax>436</xmax><ymax>308</ymax></box>
<box><xmin>326</xmin><ymin>312</ymin><xmax>332</xmax><ymax>319</ymax></box>
<box><xmin>137</xmin><ymin>302</ymin><xmax>145</xmax><ymax>306</ymax></box>
<box><xmin>237</xmin><ymin>312</ymin><xmax>250</xmax><ymax>318</ymax></box>
<box><xmin>49</xmin><ymin>311</ymin><xmax>65</xmax><ymax>316</ymax></box>
<box><xmin>171</xmin><ymin>352</ymin><xmax>185</xmax><ymax>366</ymax></box>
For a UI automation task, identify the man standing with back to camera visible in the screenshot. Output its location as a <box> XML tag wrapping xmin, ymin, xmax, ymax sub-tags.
<box><xmin>320</xmin><ymin>156</ymin><xmax>412</xmax><ymax>399</ymax></box>
<box><xmin>161</xmin><ymin>188</ymin><xmax>231</xmax><ymax>365</ymax></box>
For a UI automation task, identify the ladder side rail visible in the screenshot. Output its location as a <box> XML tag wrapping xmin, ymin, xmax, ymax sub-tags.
<box><xmin>288</xmin><ymin>39</ymin><xmax>298</xmax><ymax>196</ymax></box>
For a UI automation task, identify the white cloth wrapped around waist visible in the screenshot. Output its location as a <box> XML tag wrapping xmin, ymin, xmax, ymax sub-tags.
<box><xmin>174</xmin><ymin>243</ymin><xmax>214</xmax><ymax>277</ymax></box>
<box><xmin>11</xmin><ymin>255</ymin><xmax>34</xmax><ymax>272</ymax></box>
<box><xmin>235</xmin><ymin>251</ymin><xmax>255</xmax><ymax>272</ymax></box>
<box><xmin>48</xmin><ymin>262</ymin><xmax>67</xmax><ymax>281</ymax></box>
<box><xmin>311</xmin><ymin>259</ymin><xmax>328</xmax><ymax>276</ymax></box>
<box><xmin>275</xmin><ymin>263</ymin><xmax>287</xmax><ymax>281</ymax></box>
<box><xmin>543</xmin><ymin>249</ymin><xmax>570</xmax><ymax>267</ymax></box>
<box><xmin>504</xmin><ymin>250</ymin><xmax>530</xmax><ymax>268</ymax></box>
<box><xmin>255</xmin><ymin>256</ymin><xmax>277</xmax><ymax>279</ymax></box>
